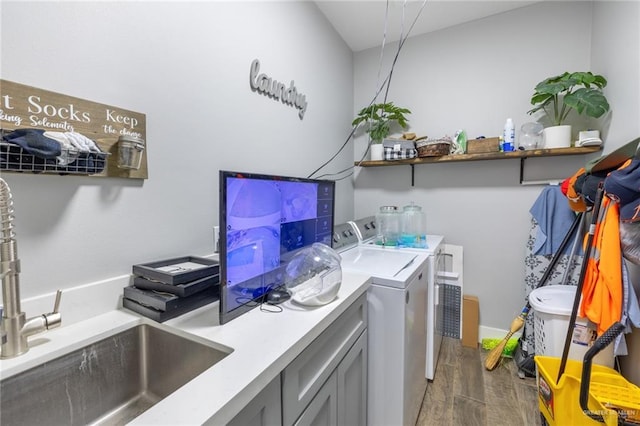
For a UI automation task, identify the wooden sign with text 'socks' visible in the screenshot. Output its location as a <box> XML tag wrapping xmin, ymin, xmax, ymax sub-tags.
<box><xmin>0</xmin><ymin>79</ymin><xmax>147</xmax><ymax>179</ymax></box>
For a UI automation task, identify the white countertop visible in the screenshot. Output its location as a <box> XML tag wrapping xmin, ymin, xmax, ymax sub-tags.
<box><xmin>0</xmin><ymin>271</ymin><xmax>371</xmax><ymax>425</ymax></box>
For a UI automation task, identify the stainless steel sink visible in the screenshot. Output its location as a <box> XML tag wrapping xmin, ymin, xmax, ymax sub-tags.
<box><xmin>0</xmin><ymin>323</ymin><xmax>232</xmax><ymax>425</ymax></box>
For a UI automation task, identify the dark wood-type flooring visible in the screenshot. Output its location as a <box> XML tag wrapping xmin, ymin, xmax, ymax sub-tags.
<box><xmin>417</xmin><ymin>337</ymin><xmax>541</xmax><ymax>426</ymax></box>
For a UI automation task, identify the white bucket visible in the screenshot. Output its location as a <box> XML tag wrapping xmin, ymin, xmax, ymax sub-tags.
<box><xmin>529</xmin><ymin>285</ymin><xmax>614</xmax><ymax>367</ymax></box>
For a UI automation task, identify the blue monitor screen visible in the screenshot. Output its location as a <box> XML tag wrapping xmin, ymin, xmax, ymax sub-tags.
<box><xmin>219</xmin><ymin>170</ymin><xmax>335</xmax><ymax>324</ymax></box>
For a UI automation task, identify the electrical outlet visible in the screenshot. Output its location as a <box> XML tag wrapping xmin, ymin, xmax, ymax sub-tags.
<box><xmin>213</xmin><ymin>226</ymin><xmax>220</xmax><ymax>253</ymax></box>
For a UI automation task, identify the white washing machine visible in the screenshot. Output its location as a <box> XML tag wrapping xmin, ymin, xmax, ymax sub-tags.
<box><xmin>349</xmin><ymin>217</ymin><xmax>445</xmax><ymax>382</ymax></box>
<box><xmin>333</xmin><ymin>223</ymin><xmax>429</xmax><ymax>426</ymax></box>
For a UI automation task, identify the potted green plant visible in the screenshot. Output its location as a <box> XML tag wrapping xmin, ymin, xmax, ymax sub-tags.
<box><xmin>527</xmin><ymin>71</ymin><xmax>610</xmax><ymax>148</ymax></box>
<box><xmin>352</xmin><ymin>102</ymin><xmax>411</xmax><ymax>160</ymax></box>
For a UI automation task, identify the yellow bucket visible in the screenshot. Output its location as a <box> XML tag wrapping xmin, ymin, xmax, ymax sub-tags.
<box><xmin>535</xmin><ymin>355</ymin><xmax>640</xmax><ymax>426</ymax></box>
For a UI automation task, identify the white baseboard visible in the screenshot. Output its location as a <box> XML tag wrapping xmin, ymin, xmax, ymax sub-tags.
<box><xmin>479</xmin><ymin>325</ymin><xmax>522</xmax><ymax>343</ymax></box>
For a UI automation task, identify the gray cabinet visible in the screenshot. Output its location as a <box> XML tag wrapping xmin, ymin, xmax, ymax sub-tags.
<box><xmin>227</xmin><ymin>375</ymin><xmax>282</xmax><ymax>426</ymax></box>
<box><xmin>282</xmin><ymin>293</ymin><xmax>367</xmax><ymax>426</ymax></box>
<box><xmin>294</xmin><ymin>332</ymin><xmax>367</xmax><ymax>426</ymax></box>
<box><xmin>336</xmin><ymin>332</ymin><xmax>367</xmax><ymax>426</ymax></box>
<box><xmin>229</xmin><ymin>293</ymin><xmax>368</xmax><ymax>426</ymax></box>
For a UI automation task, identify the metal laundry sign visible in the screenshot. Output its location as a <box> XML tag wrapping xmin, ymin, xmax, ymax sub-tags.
<box><xmin>249</xmin><ymin>59</ymin><xmax>308</xmax><ymax>120</ymax></box>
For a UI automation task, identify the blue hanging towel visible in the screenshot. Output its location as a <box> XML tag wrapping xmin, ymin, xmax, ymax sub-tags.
<box><xmin>529</xmin><ymin>185</ymin><xmax>580</xmax><ymax>256</ymax></box>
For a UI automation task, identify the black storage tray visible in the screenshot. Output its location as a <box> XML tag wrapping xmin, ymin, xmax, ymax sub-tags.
<box><xmin>124</xmin><ymin>284</ymin><xmax>220</xmax><ymax>311</ymax></box>
<box><xmin>122</xmin><ymin>288</ymin><xmax>219</xmax><ymax>323</ymax></box>
<box><xmin>132</xmin><ymin>256</ymin><xmax>220</xmax><ymax>285</ymax></box>
<box><xmin>133</xmin><ymin>274</ymin><xmax>219</xmax><ymax>297</ymax></box>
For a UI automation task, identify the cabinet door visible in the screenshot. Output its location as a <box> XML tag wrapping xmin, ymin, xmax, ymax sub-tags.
<box><xmin>337</xmin><ymin>331</ymin><xmax>367</xmax><ymax>426</ymax></box>
<box><xmin>227</xmin><ymin>375</ymin><xmax>282</xmax><ymax>426</ymax></box>
<box><xmin>282</xmin><ymin>294</ymin><xmax>367</xmax><ymax>426</ymax></box>
<box><xmin>294</xmin><ymin>371</ymin><xmax>338</xmax><ymax>426</ymax></box>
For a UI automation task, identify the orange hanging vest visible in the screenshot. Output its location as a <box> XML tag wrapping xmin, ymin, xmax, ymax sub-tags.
<box><xmin>578</xmin><ymin>158</ymin><xmax>635</xmax><ymax>335</ymax></box>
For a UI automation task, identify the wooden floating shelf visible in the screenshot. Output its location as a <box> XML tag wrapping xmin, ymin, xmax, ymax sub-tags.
<box><xmin>354</xmin><ymin>146</ymin><xmax>602</xmax><ymax>168</ymax></box>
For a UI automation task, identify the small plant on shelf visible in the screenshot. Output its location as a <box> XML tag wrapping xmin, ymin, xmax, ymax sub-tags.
<box><xmin>352</xmin><ymin>102</ymin><xmax>411</xmax><ymax>144</ymax></box>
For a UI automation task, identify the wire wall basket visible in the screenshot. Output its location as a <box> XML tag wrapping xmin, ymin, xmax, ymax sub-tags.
<box><xmin>0</xmin><ymin>141</ymin><xmax>110</xmax><ymax>175</ymax></box>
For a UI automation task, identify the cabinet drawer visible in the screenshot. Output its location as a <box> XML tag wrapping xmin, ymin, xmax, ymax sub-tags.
<box><xmin>282</xmin><ymin>293</ymin><xmax>367</xmax><ymax>426</ymax></box>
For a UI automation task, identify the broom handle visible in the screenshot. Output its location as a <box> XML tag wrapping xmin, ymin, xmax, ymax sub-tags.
<box><xmin>518</xmin><ymin>211</ymin><xmax>585</xmax><ymax>356</ymax></box>
<box><xmin>556</xmin><ymin>184</ymin><xmax>605</xmax><ymax>385</ymax></box>
<box><xmin>484</xmin><ymin>211</ymin><xmax>584</xmax><ymax>372</ymax></box>
<box><xmin>524</xmin><ymin>210</ymin><xmax>585</xmax><ymax>312</ymax></box>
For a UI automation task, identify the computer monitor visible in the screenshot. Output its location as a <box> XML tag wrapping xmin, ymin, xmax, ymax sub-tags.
<box><xmin>218</xmin><ymin>170</ymin><xmax>335</xmax><ymax>324</ymax></box>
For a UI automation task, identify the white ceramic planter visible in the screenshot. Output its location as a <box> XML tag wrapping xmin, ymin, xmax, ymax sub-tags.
<box><xmin>543</xmin><ymin>125</ymin><xmax>572</xmax><ymax>148</ymax></box>
<box><xmin>370</xmin><ymin>144</ymin><xmax>383</xmax><ymax>161</ymax></box>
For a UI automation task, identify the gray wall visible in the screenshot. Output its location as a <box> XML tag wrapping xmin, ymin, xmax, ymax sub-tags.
<box><xmin>353</xmin><ymin>1</ymin><xmax>639</xmax><ymax>334</ymax></box>
<box><xmin>0</xmin><ymin>1</ymin><xmax>354</xmax><ymax>299</ymax></box>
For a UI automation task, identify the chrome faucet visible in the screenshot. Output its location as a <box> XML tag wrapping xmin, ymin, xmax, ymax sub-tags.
<box><xmin>0</xmin><ymin>178</ymin><xmax>62</xmax><ymax>359</ymax></box>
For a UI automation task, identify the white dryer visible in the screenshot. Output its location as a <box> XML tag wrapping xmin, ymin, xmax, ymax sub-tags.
<box><xmin>333</xmin><ymin>223</ymin><xmax>429</xmax><ymax>426</ymax></box>
<box><xmin>349</xmin><ymin>217</ymin><xmax>445</xmax><ymax>382</ymax></box>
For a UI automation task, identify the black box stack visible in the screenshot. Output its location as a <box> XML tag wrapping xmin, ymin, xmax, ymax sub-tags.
<box><xmin>123</xmin><ymin>256</ymin><xmax>220</xmax><ymax>322</ymax></box>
